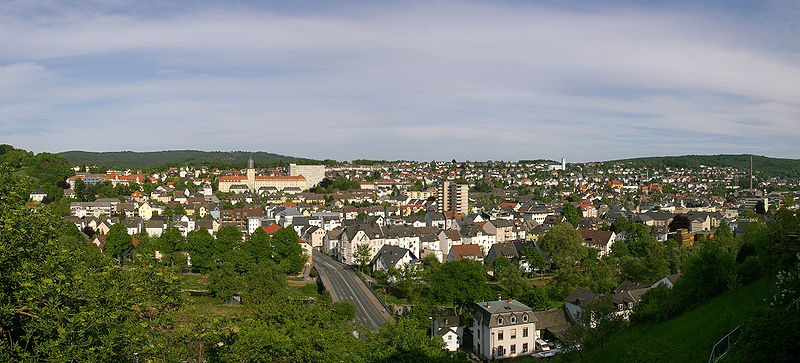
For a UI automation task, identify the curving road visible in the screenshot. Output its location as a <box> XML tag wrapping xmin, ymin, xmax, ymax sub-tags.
<box><xmin>312</xmin><ymin>250</ymin><xmax>393</xmax><ymax>331</ymax></box>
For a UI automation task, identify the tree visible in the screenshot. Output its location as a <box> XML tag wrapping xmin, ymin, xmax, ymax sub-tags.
<box><xmin>428</xmin><ymin>260</ymin><xmax>488</xmax><ymax>314</ymax></box>
<box><xmin>242</xmin><ymin>228</ymin><xmax>272</xmax><ymax>264</ymax></box>
<box><xmin>492</xmin><ymin>257</ymin><xmax>529</xmax><ymax>298</ymax></box>
<box><xmin>354</xmin><ymin>244</ymin><xmax>372</xmax><ymax>272</ymax></box>
<box><xmin>215</xmin><ymin>225</ymin><xmax>242</xmax><ymax>260</ymax></box>
<box><xmin>561</xmin><ymin>203</ymin><xmax>582</xmax><ymax>226</ymax></box>
<box><xmin>243</xmin><ymin>260</ymin><xmax>287</xmax><ymax>305</ymax></box>
<box><xmin>540</xmin><ymin>223</ymin><xmax>585</xmax><ymax>270</ymax></box>
<box><xmin>271</xmin><ymin>227</ymin><xmax>304</xmax><ymax>274</ymax></box>
<box><xmin>522</xmin><ymin>244</ymin><xmax>546</xmax><ymax>274</ymax></box>
<box><xmin>187</xmin><ymin>229</ymin><xmax>215</xmax><ymax>271</ymax></box>
<box><xmin>0</xmin><ymin>165</ymin><xmax>187</xmax><ymax>361</ymax></box>
<box><xmin>366</xmin><ymin>316</ymin><xmax>448</xmax><ymax>362</ymax></box>
<box><xmin>668</xmin><ymin>214</ymin><xmax>691</xmax><ymax>232</ymax></box>
<box><xmin>105</xmin><ymin>223</ymin><xmax>132</xmax><ymax>259</ymax></box>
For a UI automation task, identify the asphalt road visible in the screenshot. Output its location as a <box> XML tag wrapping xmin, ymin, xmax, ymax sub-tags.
<box><xmin>312</xmin><ymin>250</ymin><xmax>393</xmax><ymax>331</ymax></box>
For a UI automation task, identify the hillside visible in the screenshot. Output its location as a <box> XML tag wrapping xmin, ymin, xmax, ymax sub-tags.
<box><xmin>564</xmin><ymin>278</ymin><xmax>772</xmax><ymax>362</ymax></box>
<box><xmin>58</xmin><ymin>150</ymin><xmax>322</xmax><ymax>169</ymax></box>
<box><xmin>608</xmin><ymin>154</ymin><xmax>800</xmax><ymax>178</ymax></box>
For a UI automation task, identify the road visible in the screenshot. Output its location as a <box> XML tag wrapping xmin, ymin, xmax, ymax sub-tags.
<box><xmin>312</xmin><ymin>250</ymin><xmax>393</xmax><ymax>331</ymax></box>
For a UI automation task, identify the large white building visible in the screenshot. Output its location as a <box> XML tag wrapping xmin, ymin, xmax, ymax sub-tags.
<box><xmin>218</xmin><ymin>158</ymin><xmax>306</xmax><ymax>193</ymax></box>
<box><xmin>473</xmin><ymin>299</ymin><xmax>537</xmax><ymax>360</ymax></box>
<box><xmin>289</xmin><ymin>164</ymin><xmax>326</xmax><ymax>188</ymax></box>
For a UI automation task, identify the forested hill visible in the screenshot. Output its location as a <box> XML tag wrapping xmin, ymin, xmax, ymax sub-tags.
<box><xmin>58</xmin><ymin>150</ymin><xmax>323</xmax><ymax>169</ymax></box>
<box><xmin>608</xmin><ymin>154</ymin><xmax>800</xmax><ymax>177</ymax></box>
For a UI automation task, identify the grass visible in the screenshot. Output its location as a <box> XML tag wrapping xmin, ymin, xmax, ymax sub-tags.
<box><xmin>570</xmin><ymin>277</ymin><xmax>772</xmax><ymax>362</ymax></box>
<box><xmin>286</xmin><ymin>282</ymin><xmax>322</xmax><ymax>299</ymax></box>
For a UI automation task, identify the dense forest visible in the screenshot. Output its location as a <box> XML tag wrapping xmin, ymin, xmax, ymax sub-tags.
<box><xmin>58</xmin><ymin>150</ymin><xmax>329</xmax><ymax>169</ymax></box>
<box><xmin>609</xmin><ymin>154</ymin><xmax>800</xmax><ymax>178</ymax></box>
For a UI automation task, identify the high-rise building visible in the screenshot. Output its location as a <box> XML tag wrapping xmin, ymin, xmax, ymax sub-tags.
<box><xmin>438</xmin><ymin>181</ymin><xmax>469</xmax><ymax>216</ymax></box>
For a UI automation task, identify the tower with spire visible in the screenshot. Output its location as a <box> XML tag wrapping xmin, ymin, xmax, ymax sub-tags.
<box><xmin>247</xmin><ymin>157</ymin><xmax>255</xmax><ymax>191</ymax></box>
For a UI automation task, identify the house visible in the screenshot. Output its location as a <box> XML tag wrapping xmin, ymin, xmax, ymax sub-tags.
<box><xmin>370</xmin><ymin>245</ymin><xmax>417</xmax><ymax>272</ymax></box>
<box><xmin>447</xmin><ymin>244</ymin><xmax>483</xmax><ymax>262</ymax></box>
<box><xmin>92</xmin><ymin>235</ymin><xmax>106</xmax><ymax>251</ymax></box>
<box><xmin>484</xmin><ymin>219</ymin><xmax>514</xmax><ymax>243</ymax></box>
<box><xmin>578</xmin><ymin>229</ymin><xmax>616</xmax><ymax>258</ymax></box>
<box><xmin>433</xmin><ymin>316</ymin><xmax>463</xmax><ymax>352</ymax></box>
<box><xmin>146</xmin><ymin>219</ymin><xmax>165</xmax><ymax>237</ymax></box>
<box><xmin>30</xmin><ymin>188</ymin><xmax>47</xmax><ymax>202</ymax></box>
<box><xmin>438</xmin><ymin>229</ymin><xmax>462</xmax><ymax>258</ymax></box>
<box><xmin>473</xmin><ymin>298</ymin><xmax>537</xmax><ymax>360</ymax></box>
<box><xmin>563</xmin><ymin>288</ymin><xmax>602</xmax><ymax>324</ymax></box>
<box><xmin>531</xmin><ymin>308</ymin><xmax>569</xmax><ymax>342</ymax></box>
<box><xmin>486</xmin><ymin>242</ymin><xmax>519</xmax><ymax>267</ymax></box>
<box><xmin>122</xmin><ymin>217</ymin><xmax>142</xmax><ymax>235</ymax></box>
<box><xmin>652</xmin><ymin>272</ymin><xmax>681</xmax><ymax>289</ymax></box>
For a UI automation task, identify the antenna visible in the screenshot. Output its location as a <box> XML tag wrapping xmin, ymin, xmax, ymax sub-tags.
<box><xmin>750</xmin><ymin>155</ymin><xmax>753</xmax><ymax>189</ymax></box>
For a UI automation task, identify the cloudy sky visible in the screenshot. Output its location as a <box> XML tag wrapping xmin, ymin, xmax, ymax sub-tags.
<box><xmin>1</xmin><ymin>0</ymin><xmax>799</xmax><ymax>162</ymax></box>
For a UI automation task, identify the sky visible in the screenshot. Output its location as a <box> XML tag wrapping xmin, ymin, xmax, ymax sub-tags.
<box><xmin>1</xmin><ymin>0</ymin><xmax>799</xmax><ymax>162</ymax></box>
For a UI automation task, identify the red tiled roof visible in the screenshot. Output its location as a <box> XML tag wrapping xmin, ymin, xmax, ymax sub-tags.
<box><xmin>451</xmin><ymin>244</ymin><xmax>482</xmax><ymax>260</ymax></box>
<box><xmin>262</xmin><ymin>224</ymin><xmax>281</xmax><ymax>235</ymax></box>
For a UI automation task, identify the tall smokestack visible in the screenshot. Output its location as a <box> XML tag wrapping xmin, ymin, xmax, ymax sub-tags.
<box><xmin>750</xmin><ymin>156</ymin><xmax>753</xmax><ymax>189</ymax></box>
<box><xmin>562</xmin><ymin>157</ymin><xmax>566</xmax><ymax>170</ymax></box>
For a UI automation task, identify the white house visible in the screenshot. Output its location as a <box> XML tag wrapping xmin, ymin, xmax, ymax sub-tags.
<box><xmin>473</xmin><ymin>299</ymin><xmax>537</xmax><ymax>360</ymax></box>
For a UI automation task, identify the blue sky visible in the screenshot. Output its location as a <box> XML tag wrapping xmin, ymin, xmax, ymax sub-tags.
<box><xmin>1</xmin><ymin>0</ymin><xmax>799</xmax><ymax>162</ymax></box>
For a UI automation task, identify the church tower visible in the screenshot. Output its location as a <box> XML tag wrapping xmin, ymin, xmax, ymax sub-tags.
<box><xmin>247</xmin><ymin>157</ymin><xmax>255</xmax><ymax>191</ymax></box>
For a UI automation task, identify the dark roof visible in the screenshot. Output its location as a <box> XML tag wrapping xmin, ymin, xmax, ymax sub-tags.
<box><xmin>564</xmin><ymin>288</ymin><xmax>602</xmax><ymax>309</ymax></box>
<box><xmin>370</xmin><ymin>245</ymin><xmax>413</xmax><ymax>268</ymax></box>
<box><xmin>531</xmin><ymin>308</ymin><xmax>569</xmax><ymax>331</ymax></box>
<box><xmin>579</xmin><ymin>229</ymin><xmax>614</xmax><ymax>246</ymax></box>
<box><xmin>490</xmin><ymin>242</ymin><xmax>519</xmax><ymax>259</ymax></box>
<box><xmin>474</xmin><ymin>299</ymin><xmax>536</xmax><ymax>328</ymax></box>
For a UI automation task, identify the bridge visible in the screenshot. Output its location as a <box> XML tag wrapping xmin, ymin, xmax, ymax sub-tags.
<box><xmin>312</xmin><ymin>250</ymin><xmax>394</xmax><ymax>331</ymax></box>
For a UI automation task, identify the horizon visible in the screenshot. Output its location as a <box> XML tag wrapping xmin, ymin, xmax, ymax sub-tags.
<box><xmin>55</xmin><ymin>148</ymin><xmax>797</xmax><ymax>164</ymax></box>
<box><xmin>2</xmin><ymin>1</ymin><xmax>799</xmax><ymax>160</ymax></box>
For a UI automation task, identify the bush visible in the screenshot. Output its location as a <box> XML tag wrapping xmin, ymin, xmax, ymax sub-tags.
<box><xmin>736</xmin><ymin>256</ymin><xmax>763</xmax><ymax>284</ymax></box>
<box><xmin>309</xmin><ymin>266</ymin><xmax>319</xmax><ymax>278</ymax></box>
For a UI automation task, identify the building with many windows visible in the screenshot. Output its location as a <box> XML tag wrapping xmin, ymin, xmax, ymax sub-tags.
<box><xmin>473</xmin><ymin>298</ymin><xmax>536</xmax><ymax>360</ymax></box>
<box><xmin>437</xmin><ymin>181</ymin><xmax>468</xmax><ymax>216</ymax></box>
<box><xmin>288</xmin><ymin>164</ymin><xmax>326</xmax><ymax>188</ymax></box>
<box><xmin>218</xmin><ymin>158</ymin><xmax>306</xmax><ymax>193</ymax></box>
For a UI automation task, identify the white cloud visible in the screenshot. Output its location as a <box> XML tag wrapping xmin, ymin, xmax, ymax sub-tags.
<box><xmin>0</xmin><ymin>1</ymin><xmax>798</xmax><ymax>161</ymax></box>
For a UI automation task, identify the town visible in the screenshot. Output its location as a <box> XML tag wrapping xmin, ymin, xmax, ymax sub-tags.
<box><xmin>41</xmin><ymin>151</ymin><xmax>798</xmax><ymax>361</ymax></box>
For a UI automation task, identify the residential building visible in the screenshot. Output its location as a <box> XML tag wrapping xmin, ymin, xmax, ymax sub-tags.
<box><xmin>473</xmin><ymin>298</ymin><xmax>537</xmax><ymax>360</ymax></box>
<box><xmin>437</xmin><ymin>181</ymin><xmax>469</xmax><ymax>216</ymax></box>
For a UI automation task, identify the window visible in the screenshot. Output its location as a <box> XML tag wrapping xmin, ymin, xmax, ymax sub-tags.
<box><xmin>497</xmin><ymin>346</ymin><xmax>504</xmax><ymax>356</ymax></box>
<box><xmin>498</xmin><ymin>330</ymin><xmax>504</xmax><ymax>341</ymax></box>
<box><xmin>498</xmin><ymin>317</ymin><xmax>504</xmax><ymax>325</ymax></box>
<box><xmin>523</xmin><ymin>343</ymin><xmax>528</xmax><ymax>352</ymax></box>
<box><xmin>477</xmin><ymin>329</ymin><xmax>480</xmax><ymax>339</ymax></box>
<box><xmin>511</xmin><ymin>329</ymin><xmax>516</xmax><ymax>339</ymax></box>
<box><xmin>511</xmin><ymin>345</ymin><xmax>516</xmax><ymax>354</ymax></box>
<box><xmin>523</xmin><ymin>314</ymin><xmax>528</xmax><ymax>322</ymax></box>
<box><xmin>511</xmin><ymin>316</ymin><xmax>516</xmax><ymax>323</ymax></box>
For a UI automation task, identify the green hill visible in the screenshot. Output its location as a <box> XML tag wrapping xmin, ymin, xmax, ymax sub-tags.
<box><xmin>608</xmin><ymin>154</ymin><xmax>800</xmax><ymax>178</ymax></box>
<box><xmin>566</xmin><ymin>278</ymin><xmax>771</xmax><ymax>362</ymax></box>
<box><xmin>58</xmin><ymin>150</ymin><xmax>323</xmax><ymax>169</ymax></box>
